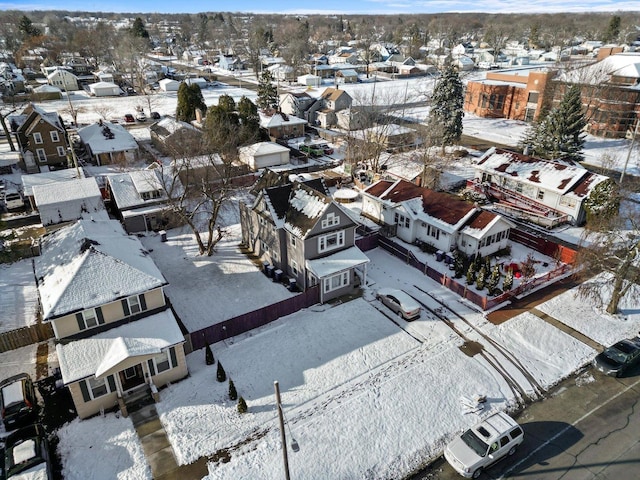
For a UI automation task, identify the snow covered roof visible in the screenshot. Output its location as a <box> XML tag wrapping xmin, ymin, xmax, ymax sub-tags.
<box><xmin>262</xmin><ymin>180</ymin><xmax>330</xmax><ymax>234</ymax></box>
<box><xmin>33</xmin><ymin>84</ymin><xmax>62</xmax><ymax>93</ymax></box>
<box><xmin>32</xmin><ymin>177</ymin><xmax>106</xmax><ymax>225</ymax></box>
<box><xmin>77</xmin><ymin>121</ymin><xmax>138</xmax><ymax>154</ymax></box>
<box><xmin>460</xmin><ymin>210</ymin><xmax>514</xmax><ymax>240</ymax></box>
<box><xmin>364</xmin><ymin>179</ymin><xmax>477</xmax><ymax>232</ymax></box>
<box><xmin>259</xmin><ymin>112</ymin><xmax>307</xmax><ymax>128</ymax></box>
<box><xmin>56</xmin><ymin>309</ymin><xmax>184</xmax><ymax>384</ymax></box>
<box><xmin>21</xmin><ymin>104</ymin><xmax>63</xmax><ymax>132</ymax></box>
<box><xmin>560</xmin><ymin>52</ymin><xmax>640</xmax><ymax>85</ymax></box>
<box><xmin>35</xmin><ymin>219</ymin><xmax>167</xmax><ymax>320</ymax></box>
<box><xmin>306</xmin><ymin>246</ymin><xmax>369</xmax><ymax>278</ymax></box>
<box><xmin>476</xmin><ymin>147</ymin><xmax>607</xmax><ymax>196</ymax></box>
<box><xmin>22</xmin><ymin>168</ymin><xmax>85</xmax><ymax>197</ymax></box>
<box><xmin>239</xmin><ymin>141</ymin><xmax>289</xmax><ymax>157</ymax></box>
<box><xmin>107</xmin><ymin>169</ymin><xmax>170</xmax><ymax>210</ymax></box>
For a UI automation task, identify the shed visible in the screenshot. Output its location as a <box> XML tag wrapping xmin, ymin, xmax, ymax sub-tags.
<box><xmin>159</xmin><ymin>78</ymin><xmax>180</xmax><ymax>92</ymax></box>
<box><xmin>184</xmin><ymin>77</ymin><xmax>207</xmax><ymax>88</ymax></box>
<box><xmin>239</xmin><ymin>142</ymin><xmax>290</xmax><ymax>170</ymax></box>
<box><xmin>297</xmin><ymin>74</ymin><xmax>322</xmax><ymax>87</ymax></box>
<box><xmin>88</xmin><ymin>81</ymin><xmax>123</xmax><ymax>97</ymax></box>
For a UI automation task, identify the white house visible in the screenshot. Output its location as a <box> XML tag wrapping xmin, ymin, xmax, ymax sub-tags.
<box><xmin>88</xmin><ymin>81</ymin><xmax>123</xmax><ymax>97</ymax></box>
<box><xmin>77</xmin><ymin>121</ymin><xmax>139</xmax><ymax>166</ymax></box>
<box><xmin>472</xmin><ymin>147</ymin><xmax>610</xmax><ymax>226</ymax></box>
<box><xmin>239</xmin><ymin>142</ymin><xmax>290</xmax><ymax>170</ymax></box>
<box><xmin>159</xmin><ymin>78</ymin><xmax>180</xmax><ymax>92</ymax></box>
<box><xmin>32</xmin><ymin>177</ymin><xmax>108</xmax><ymax>227</ymax></box>
<box><xmin>361</xmin><ymin>179</ymin><xmax>514</xmax><ymax>258</ymax></box>
<box><xmin>184</xmin><ymin>77</ymin><xmax>207</xmax><ymax>88</ymax></box>
<box><xmin>47</xmin><ymin>68</ymin><xmax>79</xmax><ymax>91</ymax></box>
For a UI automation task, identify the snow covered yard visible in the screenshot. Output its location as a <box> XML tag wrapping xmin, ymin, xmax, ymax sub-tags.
<box><xmin>0</xmin><ymin>259</ymin><xmax>39</xmax><ymax>330</ymax></box>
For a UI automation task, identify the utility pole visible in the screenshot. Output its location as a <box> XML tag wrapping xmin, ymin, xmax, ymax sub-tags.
<box><xmin>274</xmin><ymin>381</ymin><xmax>291</xmax><ymax>480</ymax></box>
<box><xmin>620</xmin><ymin>118</ymin><xmax>639</xmax><ymax>184</ymax></box>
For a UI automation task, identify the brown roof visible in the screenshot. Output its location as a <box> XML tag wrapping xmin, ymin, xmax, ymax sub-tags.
<box><xmin>466</xmin><ymin>210</ymin><xmax>497</xmax><ymax>230</ymax></box>
<box><xmin>321</xmin><ymin>87</ymin><xmax>347</xmax><ymax>102</ymax></box>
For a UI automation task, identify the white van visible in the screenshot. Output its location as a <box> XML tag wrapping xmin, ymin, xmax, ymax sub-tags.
<box><xmin>4</xmin><ymin>188</ymin><xmax>24</xmax><ymax>210</ymax></box>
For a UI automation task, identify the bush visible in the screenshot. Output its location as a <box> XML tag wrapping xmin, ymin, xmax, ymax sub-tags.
<box><xmin>205</xmin><ymin>343</ymin><xmax>214</xmax><ymax>365</ymax></box>
<box><xmin>237</xmin><ymin>396</ymin><xmax>248</xmax><ymax>414</ymax></box>
<box><xmin>228</xmin><ymin>379</ymin><xmax>237</xmax><ymax>400</ymax></box>
<box><xmin>503</xmin><ymin>268</ymin><xmax>514</xmax><ymax>291</ymax></box>
<box><xmin>217</xmin><ymin>362</ymin><xmax>227</xmax><ymax>382</ymax></box>
<box><xmin>476</xmin><ymin>266</ymin><xmax>486</xmax><ymax>290</ymax></box>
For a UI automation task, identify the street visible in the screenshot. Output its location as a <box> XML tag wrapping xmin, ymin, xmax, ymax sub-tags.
<box><xmin>411</xmin><ymin>365</ymin><xmax>640</xmax><ymax>479</ymax></box>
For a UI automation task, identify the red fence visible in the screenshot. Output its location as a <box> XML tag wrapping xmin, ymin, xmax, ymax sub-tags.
<box><xmin>376</xmin><ymin>231</ymin><xmax>576</xmax><ymax>311</ymax></box>
<box><xmin>189</xmin><ymin>286</ymin><xmax>320</xmax><ymax>352</ymax></box>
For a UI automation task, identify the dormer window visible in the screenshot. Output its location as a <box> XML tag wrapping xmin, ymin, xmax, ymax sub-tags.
<box><xmin>321</xmin><ymin>212</ymin><xmax>340</xmax><ymax>229</ymax></box>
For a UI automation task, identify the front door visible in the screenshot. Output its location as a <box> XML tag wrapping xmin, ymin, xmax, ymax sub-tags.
<box><xmin>119</xmin><ymin>364</ymin><xmax>145</xmax><ymax>392</ymax></box>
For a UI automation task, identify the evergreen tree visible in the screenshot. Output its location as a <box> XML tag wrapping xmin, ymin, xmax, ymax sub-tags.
<box><xmin>476</xmin><ymin>266</ymin><xmax>487</xmax><ymax>290</ymax></box>
<box><xmin>176</xmin><ymin>83</ymin><xmax>207</xmax><ymax>122</ymax></box>
<box><xmin>228</xmin><ymin>379</ymin><xmax>237</xmax><ymax>401</ymax></box>
<box><xmin>603</xmin><ymin>15</ymin><xmax>621</xmax><ymax>43</ymax></box>
<box><xmin>488</xmin><ymin>265</ymin><xmax>501</xmax><ymax>294</ymax></box>
<box><xmin>237</xmin><ymin>96</ymin><xmax>261</xmax><ymax>144</ymax></box>
<box><xmin>503</xmin><ymin>268</ymin><xmax>514</xmax><ymax>291</ymax></box>
<box><xmin>205</xmin><ymin>343</ymin><xmax>214</xmax><ymax>365</ymax></box>
<box><xmin>583</xmin><ymin>179</ymin><xmax>620</xmax><ymax>228</ymax></box>
<box><xmin>519</xmin><ymin>85</ymin><xmax>586</xmax><ymax>162</ymax></box>
<box><xmin>18</xmin><ymin>15</ymin><xmax>41</xmax><ymax>39</ymax></box>
<box><xmin>256</xmin><ymin>71</ymin><xmax>278</xmax><ymax>111</ymax></box>
<box><xmin>466</xmin><ymin>263</ymin><xmax>476</xmax><ymax>285</ymax></box>
<box><xmin>131</xmin><ymin>17</ymin><xmax>150</xmax><ymax>38</ymax></box>
<box><xmin>453</xmin><ymin>250</ymin><xmax>465</xmax><ymax>279</ymax></box>
<box><xmin>428</xmin><ymin>64</ymin><xmax>464</xmax><ymax>152</ymax></box>
<box><xmin>237</xmin><ymin>396</ymin><xmax>248</xmax><ymax>414</ymax></box>
<box><xmin>217</xmin><ymin>361</ymin><xmax>227</xmax><ymax>382</ymax></box>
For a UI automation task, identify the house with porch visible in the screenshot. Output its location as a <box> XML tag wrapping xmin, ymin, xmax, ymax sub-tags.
<box><xmin>34</xmin><ymin>219</ymin><xmax>188</xmax><ymax>419</ymax></box>
<box><xmin>469</xmin><ymin>147</ymin><xmax>610</xmax><ymax>227</ymax></box>
<box><xmin>77</xmin><ymin>120</ymin><xmax>139</xmax><ymax>166</ymax></box>
<box><xmin>259</xmin><ymin>111</ymin><xmax>307</xmax><ymax>140</ymax></box>
<box><xmin>361</xmin><ymin>179</ymin><xmax>514</xmax><ymax>258</ymax></box>
<box><xmin>15</xmin><ymin>103</ymin><xmax>69</xmax><ymax>172</ymax></box>
<box><xmin>240</xmin><ymin>180</ymin><xmax>369</xmax><ymax>303</ymax></box>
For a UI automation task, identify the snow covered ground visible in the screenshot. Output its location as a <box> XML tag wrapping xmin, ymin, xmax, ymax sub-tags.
<box><xmin>0</xmin><ymin>68</ymin><xmax>639</xmax><ymax>479</ymax></box>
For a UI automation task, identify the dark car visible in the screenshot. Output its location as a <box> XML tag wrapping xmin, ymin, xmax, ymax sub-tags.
<box><xmin>0</xmin><ymin>373</ymin><xmax>38</xmax><ymax>429</ymax></box>
<box><xmin>593</xmin><ymin>338</ymin><xmax>640</xmax><ymax>377</ymax></box>
<box><xmin>3</xmin><ymin>423</ymin><xmax>53</xmax><ymax>479</ymax></box>
<box><xmin>319</xmin><ymin>144</ymin><xmax>334</xmax><ymax>155</ymax></box>
<box><xmin>124</xmin><ymin>114</ymin><xmax>135</xmax><ymax>123</ymax></box>
<box><xmin>150</xmin><ymin>111</ymin><xmax>161</xmax><ymax>120</ymax></box>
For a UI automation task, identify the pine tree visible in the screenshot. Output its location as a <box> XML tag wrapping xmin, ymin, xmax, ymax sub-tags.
<box><xmin>503</xmin><ymin>268</ymin><xmax>514</xmax><ymax>291</ymax></box>
<box><xmin>217</xmin><ymin>362</ymin><xmax>227</xmax><ymax>382</ymax></box>
<box><xmin>583</xmin><ymin>179</ymin><xmax>620</xmax><ymax>228</ymax></box>
<box><xmin>453</xmin><ymin>250</ymin><xmax>465</xmax><ymax>278</ymax></box>
<box><xmin>519</xmin><ymin>85</ymin><xmax>586</xmax><ymax>162</ymax></box>
<box><xmin>603</xmin><ymin>16</ymin><xmax>621</xmax><ymax>43</ymax></box>
<box><xmin>237</xmin><ymin>396</ymin><xmax>248</xmax><ymax>414</ymax></box>
<box><xmin>205</xmin><ymin>343</ymin><xmax>214</xmax><ymax>365</ymax></box>
<box><xmin>466</xmin><ymin>263</ymin><xmax>476</xmax><ymax>285</ymax></box>
<box><xmin>488</xmin><ymin>265</ymin><xmax>501</xmax><ymax>294</ymax></box>
<box><xmin>228</xmin><ymin>379</ymin><xmax>237</xmax><ymax>400</ymax></box>
<box><xmin>428</xmin><ymin>64</ymin><xmax>464</xmax><ymax>152</ymax></box>
<box><xmin>176</xmin><ymin>83</ymin><xmax>207</xmax><ymax>122</ymax></box>
<box><xmin>476</xmin><ymin>266</ymin><xmax>487</xmax><ymax>290</ymax></box>
<box><xmin>256</xmin><ymin>71</ymin><xmax>278</xmax><ymax>111</ymax></box>
<box><xmin>131</xmin><ymin>17</ymin><xmax>150</xmax><ymax>38</ymax></box>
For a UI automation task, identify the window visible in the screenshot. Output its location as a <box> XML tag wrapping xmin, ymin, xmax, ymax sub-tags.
<box><xmin>291</xmin><ymin>260</ymin><xmax>299</xmax><ymax>276</ymax></box>
<box><xmin>148</xmin><ymin>347</ymin><xmax>177</xmax><ymax>376</ymax></box>
<box><xmin>33</xmin><ymin>132</ymin><xmax>43</xmax><ymax>144</ymax></box>
<box><xmin>527</xmin><ymin>92</ymin><xmax>539</xmax><ymax>103</ymax></box>
<box><xmin>153</xmin><ymin>352</ymin><xmax>171</xmax><ymax>373</ymax></box>
<box><xmin>515</xmin><ymin>183</ymin><xmax>523</xmax><ymax>193</ymax></box>
<box><xmin>318</xmin><ymin>230</ymin><xmax>345</xmax><ymax>253</ymax></box>
<box><xmin>50</xmin><ymin>131</ymin><xmax>60</xmax><ymax>142</ymax></box>
<box><xmin>321</xmin><ymin>212</ymin><xmax>340</xmax><ymax>228</ymax></box>
<box><xmin>559</xmin><ymin>196</ymin><xmax>577</xmax><ymax>208</ymax></box>
<box><xmin>88</xmin><ymin>377</ymin><xmax>108</xmax><ymax>398</ymax></box>
<box><xmin>126</xmin><ymin>294</ymin><xmax>147</xmax><ymax>315</ymax></box>
<box><xmin>36</xmin><ymin>149</ymin><xmax>47</xmax><ymax>163</ymax></box>
<box><xmin>323</xmin><ymin>271</ymin><xmax>349</xmax><ymax>293</ymax></box>
<box><xmin>123</xmin><ymin>367</ymin><xmax>137</xmax><ymax>379</ymax></box>
<box><xmin>80</xmin><ymin>309</ymin><xmax>98</xmax><ymax>330</ymax></box>
<box><xmin>57</xmin><ymin>146</ymin><xmax>66</xmax><ymax>157</ymax></box>
<box><xmin>537</xmin><ymin>190</ymin><xmax>545</xmax><ymax>200</ymax></box>
<box><xmin>290</xmin><ymin>235</ymin><xmax>297</xmax><ymax>247</ymax></box>
<box><xmin>261</xmin><ymin>240</ymin><xmax>269</xmax><ymax>254</ymax></box>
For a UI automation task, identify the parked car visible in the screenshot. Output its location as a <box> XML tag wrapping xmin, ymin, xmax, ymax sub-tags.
<box><xmin>3</xmin><ymin>423</ymin><xmax>53</xmax><ymax>479</ymax></box>
<box><xmin>299</xmin><ymin>144</ymin><xmax>323</xmax><ymax>157</ymax></box>
<box><xmin>124</xmin><ymin>114</ymin><xmax>135</xmax><ymax>123</ymax></box>
<box><xmin>3</xmin><ymin>188</ymin><xmax>24</xmax><ymax>211</ymax></box>
<box><xmin>136</xmin><ymin>111</ymin><xmax>147</xmax><ymax>122</ymax></box>
<box><xmin>375</xmin><ymin>288</ymin><xmax>421</xmax><ymax>320</ymax></box>
<box><xmin>444</xmin><ymin>411</ymin><xmax>524</xmax><ymax>479</ymax></box>
<box><xmin>0</xmin><ymin>373</ymin><xmax>38</xmax><ymax>429</ymax></box>
<box><xmin>593</xmin><ymin>337</ymin><xmax>640</xmax><ymax>377</ymax></box>
<box><xmin>319</xmin><ymin>144</ymin><xmax>334</xmax><ymax>155</ymax></box>
<box><xmin>150</xmin><ymin>111</ymin><xmax>161</xmax><ymax>120</ymax></box>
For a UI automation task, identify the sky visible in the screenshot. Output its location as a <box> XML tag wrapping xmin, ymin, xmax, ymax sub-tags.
<box><xmin>3</xmin><ymin>0</ymin><xmax>640</xmax><ymax>15</ymax></box>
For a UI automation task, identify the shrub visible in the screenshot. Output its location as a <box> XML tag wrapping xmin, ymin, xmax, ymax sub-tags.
<box><xmin>228</xmin><ymin>379</ymin><xmax>237</xmax><ymax>400</ymax></box>
<box><xmin>488</xmin><ymin>265</ymin><xmax>501</xmax><ymax>294</ymax></box>
<box><xmin>217</xmin><ymin>362</ymin><xmax>227</xmax><ymax>382</ymax></box>
<box><xmin>466</xmin><ymin>263</ymin><xmax>476</xmax><ymax>285</ymax></box>
<box><xmin>205</xmin><ymin>343</ymin><xmax>214</xmax><ymax>366</ymax></box>
<box><xmin>503</xmin><ymin>268</ymin><xmax>514</xmax><ymax>291</ymax></box>
<box><xmin>237</xmin><ymin>396</ymin><xmax>248</xmax><ymax>414</ymax></box>
<box><xmin>476</xmin><ymin>266</ymin><xmax>486</xmax><ymax>290</ymax></box>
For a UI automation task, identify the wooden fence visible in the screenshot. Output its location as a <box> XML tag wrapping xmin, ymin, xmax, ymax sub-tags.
<box><xmin>188</xmin><ymin>285</ymin><xmax>320</xmax><ymax>353</ymax></box>
<box><xmin>376</xmin><ymin>231</ymin><xmax>576</xmax><ymax>311</ymax></box>
<box><xmin>0</xmin><ymin>322</ymin><xmax>54</xmax><ymax>353</ymax></box>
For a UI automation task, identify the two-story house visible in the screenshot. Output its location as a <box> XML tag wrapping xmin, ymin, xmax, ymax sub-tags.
<box><xmin>16</xmin><ymin>103</ymin><xmax>69</xmax><ymax>173</ymax></box>
<box><xmin>240</xmin><ymin>180</ymin><xmax>369</xmax><ymax>303</ymax></box>
<box><xmin>470</xmin><ymin>147</ymin><xmax>610</xmax><ymax>227</ymax></box>
<box><xmin>47</xmin><ymin>68</ymin><xmax>79</xmax><ymax>91</ymax></box>
<box><xmin>34</xmin><ymin>219</ymin><xmax>188</xmax><ymax>419</ymax></box>
<box><xmin>312</xmin><ymin>87</ymin><xmax>353</xmax><ymax>129</ymax></box>
<box><xmin>362</xmin><ymin>179</ymin><xmax>514</xmax><ymax>258</ymax></box>
<box><xmin>278</xmin><ymin>92</ymin><xmax>316</xmax><ymax>120</ymax></box>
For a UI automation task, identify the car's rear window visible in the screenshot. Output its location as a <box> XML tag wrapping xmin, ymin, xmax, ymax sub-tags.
<box><xmin>510</xmin><ymin>427</ymin><xmax>523</xmax><ymax>438</ymax></box>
